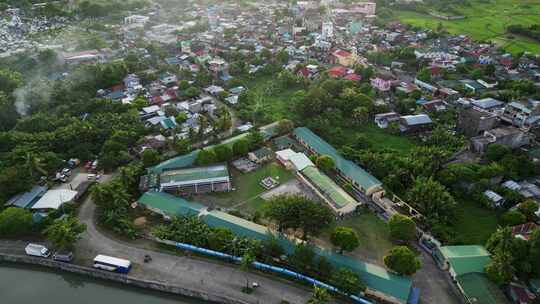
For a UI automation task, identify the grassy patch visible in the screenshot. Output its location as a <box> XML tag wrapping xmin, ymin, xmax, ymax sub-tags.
<box><xmin>452</xmin><ymin>200</ymin><xmax>500</xmax><ymax>245</ymax></box>
<box><xmin>394</xmin><ymin>0</ymin><xmax>540</xmax><ymax>54</ymax></box>
<box><xmin>320</xmin><ymin>210</ymin><xmax>394</xmax><ymax>265</ymax></box>
<box><xmin>238</xmin><ymin>74</ymin><xmax>303</xmax><ymax>123</ymax></box>
<box><xmin>343</xmin><ymin>123</ymin><xmax>418</xmax><ymax>153</ymax></box>
<box><xmin>202</xmin><ymin>162</ymin><xmax>295</xmax><ymax>209</ymax></box>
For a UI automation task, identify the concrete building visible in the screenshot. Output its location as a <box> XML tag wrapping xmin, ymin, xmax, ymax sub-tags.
<box><xmin>471</xmin><ymin>126</ymin><xmax>531</xmax><ymax>153</ymax></box>
<box><xmin>457</xmin><ymin>107</ymin><xmax>498</xmax><ymax>138</ymax></box>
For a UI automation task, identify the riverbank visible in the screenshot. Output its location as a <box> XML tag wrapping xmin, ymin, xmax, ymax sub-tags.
<box><xmin>0</xmin><ymin>253</ymin><xmax>247</xmax><ymax>304</ymax></box>
<box><xmin>0</xmin><ymin>263</ymin><xmax>208</xmax><ymax>304</ymax></box>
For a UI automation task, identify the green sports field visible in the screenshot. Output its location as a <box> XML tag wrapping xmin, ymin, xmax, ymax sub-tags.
<box><xmin>394</xmin><ymin>0</ymin><xmax>540</xmax><ymax>54</ymax></box>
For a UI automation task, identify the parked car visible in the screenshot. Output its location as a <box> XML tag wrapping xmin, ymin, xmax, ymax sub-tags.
<box><xmin>61</xmin><ymin>168</ymin><xmax>72</xmax><ymax>177</ymax></box>
<box><xmin>87</xmin><ymin>174</ymin><xmax>101</xmax><ymax>181</ymax></box>
<box><xmin>53</xmin><ymin>251</ymin><xmax>73</xmax><ymax>263</ymax></box>
<box><xmin>25</xmin><ymin>243</ymin><xmax>51</xmax><ymax>258</ymax></box>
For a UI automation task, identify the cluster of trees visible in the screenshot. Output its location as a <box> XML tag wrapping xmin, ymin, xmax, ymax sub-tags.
<box><xmin>507</xmin><ymin>24</ymin><xmax>540</xmax><ymax>42</ymax></box>
<box><xmin>485</xmin><ymin>227</ymin><xmax>540</xmax><ymax>285</ymax></box>
<box><xmin>0</xmin><ymin>60</ymin><xmax>147</xmax><ymax>206</ymax></box>
<box><xmin>195</xmin><ymin>129</ymin><xmax>265</xmax><ymax>165</ymax></box>
<box><xmin>90</xmin><ymin>163</ymin><xmax>145</xmax><ymax>238</ymax></box>
<box><xmin>264</xmin><ymin>194</ymin><xmax>334</xmax><ymax>240</ymax></box>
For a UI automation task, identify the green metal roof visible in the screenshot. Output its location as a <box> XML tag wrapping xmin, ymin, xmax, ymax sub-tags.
<box><xmin>457</xmin><ymin>273</ymin><xmax>509</xmax><ymax>304</ymax></box>
<box><xmin>293</xmin><ymin>127</ymin><xmax>382</xmax><ymax>192</ymax></box>
<box><xmin>148</xmin><ymin>150</ymin><xmax>200</xmax><ymax>174</ymax></box>
<box><xmin>319</xmin><ymin>249</ymin><xmax>412</xmax><ymax>303</ymax></box>
<box><xmin>301</xmin><ymin>166</ymin><xmax>356</xmax><ymax>208</ymax></box>
<box><xmin>160</xmin><ymin>165</ymin><xmax>229</xmax><ymax>184</ymax></box>
<box><xmin>136</xmin><ymin>191</ymin><xmax>411</xmax><ymax>302</ymax></box>
<box><xmin>202</xmin><ymin>210</ymin><xmax>272</xmax><ymax>240</ymax></box>
<box><xmin>137</xmin><ymin>192</ymin><xmax>204</xmax><ymax>217</ymax></box>
<box><xmin>439</xmin><ymin>245</ymin><xmax>491</xmax><ymax>276</ymax></box>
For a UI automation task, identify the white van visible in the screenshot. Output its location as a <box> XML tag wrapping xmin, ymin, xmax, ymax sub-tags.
<box><xmin>25</xmin><ymin>243</ymin><xmax>51</xmax><ymax>258</ymax></box>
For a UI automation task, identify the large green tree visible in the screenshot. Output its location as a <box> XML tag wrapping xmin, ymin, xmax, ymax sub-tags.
<box><xmin>331</xmin><ymin>268</ymin><xmax>366</xmax><ymax>296</ymax></box>
<box><xmin>0</xmin><ymin>208</ymin><xmax>33</xmax><ymax>237</ymax></box>
<box><xmin>388</xmin><ymin>214</ymin><xmax>416</xmax><ymax>242</ymax></box>
<box><xmin>44</xmin><ymin>216</ymin><xmax>87</xmax><ymax>250</ymax></box>
<box><xmin>384</xmin><ymin>246</ymin><xmax>422</xmax><ymax>275</ymax></box>
<box><xmin>265</xmin><ymin>194</ymin><xmax>334</xmax><ymax>240</ymax></box>
<box><xmin>330</xmin><ymin>226</ymin><xmax>360</xmax><ymax>253</ymax></box>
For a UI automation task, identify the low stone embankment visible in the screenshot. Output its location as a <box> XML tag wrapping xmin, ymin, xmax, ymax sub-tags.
<box><xmin>0</xmin><ymin>253</ymin><xmax>249</xmax><ymax>304</ymax></box>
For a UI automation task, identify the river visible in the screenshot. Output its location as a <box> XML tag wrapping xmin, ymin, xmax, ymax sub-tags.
<box><xmin>0</xmin><ymin>264</ymin><xmax>209</xmax><ymax>304</ymax></box>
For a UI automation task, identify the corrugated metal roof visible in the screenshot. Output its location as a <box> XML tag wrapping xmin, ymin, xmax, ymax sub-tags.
<box><xmin>401</xmin><ymin>114</ymin><xmax>433</xmax><ymax>125</ymax></box>
<box><xmin>457</xmin><ymin>273</ymin><xmax>509</xmax><ymax>304</ymax></box>
<box><xmin>136</xmin><ymin>190</ymin><xmax>411</xmax><ymax>302</ymax></box>
<box><xmin>301</xmin><ymin>166</ymin><xmax>357</xmax><ymax>208</ymax></box>
<box><xmin>160</xmin><ymin>165</ymin><xmax>229</xmax><ymax>185</ymax></box>
<box><xmin>439</xmin><ymin>245</ymin><xmax>491</xmax><ymax>276</ymax></box>
<box><xmin>148</xmin><ymin>150</ymin><xmax>200</xmax><ymax>174</ymax></box>
<box><xmin>6</xmin><ymin>186</ymin><xmax>47</xmax><ymax>209</ymax></box>
<box><xmin>137</xmin><ymin>191</ymin><xmax>204</xmax><ymax>216</ymax></box>
<box><xmin>318</xmin><ymin>248</ymin><xmax>413</xmax><ymax>303</ymax></box>
<box><xmin>293</xmin><ymin>127</ymin><xmax>382</xmax><ymax>192</ymax></box>
<box><xmin>201</xmin><ymin>210</ymin><xmax>272</xmax><ymax>240</ymax></box>
<box><xmin>472</xmin><ymin>98</ymin><xmax>504</xmax><ymax>110</ymax></box>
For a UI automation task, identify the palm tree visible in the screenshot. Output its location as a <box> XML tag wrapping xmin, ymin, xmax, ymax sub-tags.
<box><xmin>240</xmin><ymin>251</ymin><xmax>255</xmax><ymax>293</ymax></box>
<box><xmin>307</xmin><ymin>286</ymin><xmax>330</xmax><ymax>304</ymax></box>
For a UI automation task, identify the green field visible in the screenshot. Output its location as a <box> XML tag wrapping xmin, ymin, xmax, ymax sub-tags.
<box><xmin>343</xmin><ymin>123</ymin><xmax>418</xmax><ymax>153</ymax></box>
<box><xmin>394</xmin><ymin>0</ymin><xmax>540</xmax><ymax>54</ymax></box>
<box><xmin>452</xmin><ymin>199</ymin><xmax>501</xmax><ymax>245</ymax></box>
<box><xmin>320</xmin><ymin>210</ymin><xmax>394</xmax><ymax>265</ymax></box>
<box><xmin>198</xmin><ymin>162</ymin><xmax>294</xmax><ymax>210</ymax></box>
<box><xmin>238</xmin><ymin>75</ymin><xmax>302</xmax><ymax>124</ymax></box>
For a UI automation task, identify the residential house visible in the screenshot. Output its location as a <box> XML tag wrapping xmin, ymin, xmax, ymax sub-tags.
<box><xmin>5</xmin><ymin>186</ymin><xmax>48</xmax><ymax>209</ymax></box>
<box><xmin>484</xmin><ymin>190</ymin><xmax>505</xmax><ymax>208</ymax></box>
<box><xmin>511</xmin><ymin>223</ymin><xmax>538</xmax><ymax>241</ymax></box>
<box><xmin>371</xmin><ymin>73</ymin><xmax>396</xmax><ymax>92</ymax></box>
<box><xmin>501</xmin><ymin>101</ymin><xmax>540</xmax><ymax>130</ymax></box>
<box><xmin>399</xmin><ymin>114</ymin><xmax>433</xmax><ymax>133</ymax></box>
<box><xmin>160</xmin><ymin>72</ymin><xmax>178</xmax><ymax>86</ymax></box>
<box><xmin>330</xmin><ymin>49</ymin><xmax>358</xmax><ymax>67</ymax></box>
<box><xmin>457</xmin><ymin>107</ymin><xmax>498</xmax><ymax>138</ymax></box>
<box><xmin>507</xmin><ymin>283</ymin><xmax>536</xmax><ymax>304</ymax></box>
<box><xmin>374</xmin><ymin>112</ymin><xmax>400</xmax><ymax>129</ymax></box>
<box><xmin>471</xmin><ymin>126</ymin><xmax>531</xmax><ymax>154</ymax></box>
<box><xmin>248</xmin><ymin>147</ymin><xmax>274</xmax><ymax>164</ymax></box>
<box><xmin>471</xmin><ymin>98</ymin><xmax>505</xmax><ymax>113</ymax></box>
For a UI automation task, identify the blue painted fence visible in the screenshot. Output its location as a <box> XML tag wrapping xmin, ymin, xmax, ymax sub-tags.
<box><xmin>172</xmin><ymin>241</ymin><xmax>372</xmax><ymax>304</ymax></box>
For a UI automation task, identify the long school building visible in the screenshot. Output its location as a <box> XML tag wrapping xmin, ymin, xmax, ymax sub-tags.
<box><xmin>293</xmin><ymin>127</ymin><xmax>383</xmax><ymax>196</ymax></box>
<box><xmin>159</xmin><ymin>164</ymin><xmax>231</xmax><ymax>195</ymax></box>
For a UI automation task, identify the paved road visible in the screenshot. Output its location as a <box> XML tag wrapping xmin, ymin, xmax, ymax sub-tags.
<box><xmin>75</xmin><ymin>196</ymin><xmax>312</xmax><ymax>304</ymax></box>
<box><xmin>412</xmin><ymin>246</ymin><xmax>463</xmax><ymax>304</ymax></box>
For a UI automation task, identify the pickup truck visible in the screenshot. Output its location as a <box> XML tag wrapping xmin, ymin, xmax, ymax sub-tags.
<box><xmin>25</xmin><ymin>243</ymin><xmax>51</xmax><ymax>258</ymax></box>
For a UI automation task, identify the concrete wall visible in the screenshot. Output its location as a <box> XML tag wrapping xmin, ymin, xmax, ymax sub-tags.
<box><xmin>0</xmin><ymin>253</ymin><xmax>248</xmax><ymax>304</ymax></box>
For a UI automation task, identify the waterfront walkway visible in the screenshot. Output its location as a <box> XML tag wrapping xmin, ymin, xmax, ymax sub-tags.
<box><xmin>76</xmin><ymin>196</ymin><xmax>312</xmax><ymax>304</ymax></box>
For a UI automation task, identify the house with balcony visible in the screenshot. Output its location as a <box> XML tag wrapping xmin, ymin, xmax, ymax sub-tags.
<box><xmin>501</xmin><ymin>101</ymin><xmax>540</xmax><ymax>130</ymax></box>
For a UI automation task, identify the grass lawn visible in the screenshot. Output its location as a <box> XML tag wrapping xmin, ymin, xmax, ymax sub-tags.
<box><xmin>452</xmin><ymin>200</ymin><xmax>500</xmax><ymax>245</ymax></box>
<box><xmin>320</xmin><ymin>210</ymin><xmax>394</xmax><ymax>265</ymax></box>
<box><xmin>239</xmin><ymin>74</ymin><xmax>303</xmax><ymax>123</ymax></box>
<box><xmin>202</xmin><ymin>162</ymin><xmax>295</xmax><ymax>209</ymax></box>
<box><xmin>343</xmin><ymin>123</ymin><xmax>418</xmax><ymax>153</ymax></box>
<box><xmin>394</xmin><ymin>0</ymin><xmax>540</xmax><ymax>54</ymax></box>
